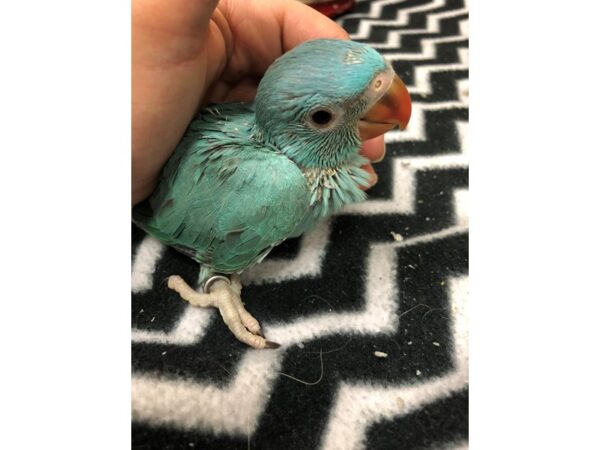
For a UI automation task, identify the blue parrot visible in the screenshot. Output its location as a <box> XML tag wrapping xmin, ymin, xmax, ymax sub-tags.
<box><xmin>133</xmin><ymin>39</ymin><xmax>411</xmax><ymax>349</ymax></box>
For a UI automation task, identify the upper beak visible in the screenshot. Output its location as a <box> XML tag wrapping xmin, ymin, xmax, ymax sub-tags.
<box><xmin>358</xmin><ymin>74</ymin><xmax>412</xmax><ymax>140</ymax></box>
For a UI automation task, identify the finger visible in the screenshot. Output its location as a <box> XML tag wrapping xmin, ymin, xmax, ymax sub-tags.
<box><xmin>218</xmin><ymin>0</ymin><xmax>349</xmax><ymax>80</ymax></box>
<box><xmin>360</xmin><ymin>164</ymin><xmax>378</xmax><ymax>190</ymax></box>
<box><xmin>133</xmin><ymin>0</ymin><xmax>219</xmax><ymax>65</ymax></box>
<box><xmin>205</xmin><ymin>77</ymin><xmax>261</xmax><ymax>104</ymax></box>
<box><xmin>132</xmin><ymin>0</ymin><xmax>220</xmax><ymax>205</ymax></box>
<box><xmin>278</xmin><ymin>0</ymin><xmax>350</xmax><ymax>51</ymax></box>
<box><xmin>133</xmin><ymin>0</ymin><xmax>218</xmax><ymax>39</ymax></box>
<box><xmin>222</xmin><ymin>81</ymin><xmax>259</xmax><ymax>103</ymax></box>
<box><xmin>359</xmin><ymin>135</ymin><xmax>386</xmax><ymax>163</ymax></box>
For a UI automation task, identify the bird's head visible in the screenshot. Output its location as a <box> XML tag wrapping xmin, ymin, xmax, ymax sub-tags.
<box><xmin>254</xmin><ymin>39</ymin><xmax>411</xmax><ymax>168</ymax></box>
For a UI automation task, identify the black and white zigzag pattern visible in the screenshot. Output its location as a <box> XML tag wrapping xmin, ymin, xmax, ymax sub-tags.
<box><xmin>131</xmin><ymin>0</ymin><xmax>469</xmax><ymax>448</ymax></box>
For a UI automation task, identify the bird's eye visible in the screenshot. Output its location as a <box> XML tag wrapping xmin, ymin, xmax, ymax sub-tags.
<box><xmin>310</xmin><ymin>109</ymin><xmax>333</xmax><ymax>126</ymax></box>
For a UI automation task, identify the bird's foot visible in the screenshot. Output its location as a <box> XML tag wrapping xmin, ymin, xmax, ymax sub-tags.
<box><xmin>167</xmin><ymin>274</ymin><xmax>280</xmax><ymax>350</ymax></box>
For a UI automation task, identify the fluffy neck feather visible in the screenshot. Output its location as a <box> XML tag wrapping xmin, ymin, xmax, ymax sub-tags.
<box><xmin>303</xmin><ymin>152</ymin><xmax>371</xmax><ymax>210</ymax></box>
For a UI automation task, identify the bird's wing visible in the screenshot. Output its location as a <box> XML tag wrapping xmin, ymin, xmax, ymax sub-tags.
<box><xmin>133</xmin><ymin>121</ymin><xmax>311</xmax><ymax>274</ymax></box>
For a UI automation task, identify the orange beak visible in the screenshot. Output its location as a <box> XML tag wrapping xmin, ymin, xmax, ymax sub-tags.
<box><xmin>358</xmin><ymin>74</ymin><xmax>412</xmax><ymax>140</ymax></box>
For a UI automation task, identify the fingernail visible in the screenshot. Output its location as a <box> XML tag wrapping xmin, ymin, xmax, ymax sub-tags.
<box><xmin>257</xmin><ymin>329</ymin><xmax>265</xmax><ymax>338</ymax></box>
<box><xmin>373</xmin><ymin>143</ymin><xmax>387</xmax><ymax>163</ymax></box>
<box><xmin>369</xmin><ymin>172</ymin><xmax>378</xmax><ymax>186</ymax></box>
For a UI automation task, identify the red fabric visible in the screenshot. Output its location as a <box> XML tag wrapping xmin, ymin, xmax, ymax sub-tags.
<box><xmin>309</xmin><ymin>0</ymin><xmax>355</xmax><ymax>18</ymax></box>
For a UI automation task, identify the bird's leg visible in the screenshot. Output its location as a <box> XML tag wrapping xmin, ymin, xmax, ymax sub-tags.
<box><xmin>167</xmin><ymin>275</ymin><xmax>280</xmax><ymax>349</ymax></box>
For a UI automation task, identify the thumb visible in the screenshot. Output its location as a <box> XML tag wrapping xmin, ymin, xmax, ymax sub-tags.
<box><xmin>133</xmin><ymin>0</ymin><xmax>219</xmax><ymax>36</ymax></box>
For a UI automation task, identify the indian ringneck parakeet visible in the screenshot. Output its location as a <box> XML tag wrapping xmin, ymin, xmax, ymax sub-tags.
<box><xmin>133</xmin><ymin>39</ymin><xmax>411</xmax><ymax>349</ymax></box>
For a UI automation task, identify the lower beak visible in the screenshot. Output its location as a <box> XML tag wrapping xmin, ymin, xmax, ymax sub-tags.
<box><xmin>358</xmin><ymin>74</ymin><xmax>412</xmax><ymax>140</ymax></box>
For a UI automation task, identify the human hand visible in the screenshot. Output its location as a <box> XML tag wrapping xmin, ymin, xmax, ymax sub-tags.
<box><xmin>132</xmin><ymin>0</ymin><xmax>385</xmax><ymax>205</ymax></box>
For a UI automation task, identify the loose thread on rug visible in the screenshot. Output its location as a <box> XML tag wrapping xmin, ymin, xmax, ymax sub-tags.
<box><xmin>307</xmin><ymin>337</ymin><xmax>352</xmax><ymax>355</ymax></box>
<box><xmin>398</xmin><ymin>303</ymin><xmax>432</xmax><ymax>321</ymax></box>
<box><xmin>303</xmin><ymin>294</ymin><xmax>337</xmax><ymax>313</ymax></box>
<box><xmin>421</xmin><ymin>307</ymin><xmax>448</xmax><ymax>321</ymax></box>
<box><xmin>279</xmin><ymin>349</ymin><xmax>324</xmax><ymax>386</ymax></box>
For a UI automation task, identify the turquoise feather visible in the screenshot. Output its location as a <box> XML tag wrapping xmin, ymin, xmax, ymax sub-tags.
<box><xmin>133</xmin><ymin>39</ymin><xmax>390</xmax><ymax>282</ymax></box>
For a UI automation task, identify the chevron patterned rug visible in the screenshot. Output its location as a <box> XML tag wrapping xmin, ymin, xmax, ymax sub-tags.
<box><xmin>131</xmin><ymin>0</ymin><xmax>469</xmax><ymax>448</ymax></box>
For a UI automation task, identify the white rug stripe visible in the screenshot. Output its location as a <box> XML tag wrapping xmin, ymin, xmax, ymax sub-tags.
<box><xmin>132</xmin><ymin>235</ymin><xmax>166</xmax><ymax>293</ymax></box>
<box><xmin>340</xmin><ymin>158</ymin><xmax>416</xmax><ymax>215</ymax></box>
<box><xmin>339</xmin><ymin>0</ymin><xmax>446</xmax><ymax>35</ymax></box>
<box><xmin>319</xmin><ymin>276</ymin><xmax>468</xmax><ymax>450</ymax></box>
<box><xmin>384</xmin><ymin>20</ymin><xmax>468</xmax><ymax>62</ymax></box>
<box><xmin>408</xmin><ymin>48</ymin><xmax>468</xmax><ymax>96</ymax></box>
<box><xmin>343</xmin><ymin>120</ymin><xmax>468</xmax><ymax>215</ymax></box>
<box><xmin>265</xmin><ymin>226</ymin><xmax>467</xmax><ymax>346</ymax></box>
<box><xmin>132</xmin><ymin>350</ymin><xmax>282</xmax><ymax>436</ymax></box>
<box><xmin>443</xmin><ymin>441</ymin><xmax>469</xmax><ymax>450</ymax></box>
<box><xmin>353</xmin><ymin>8</ymin><xmax>467</xmax><ymax>45</ymax></box>
<box><xmin>453</xmin><ymin>188</ymin><xmax>469</xmax><ymax>227</ymax></box>
<box><xmin>243</xmin><ymin>220</ymin><xmax>331</xmax><ymax>285</ymax></box>
<box><xmin>386</xmin><ymin>92</ymin><xmax>468</xmax><ymax>143</ymax></box>
<box><xmin>265</xmin><ymin>239</ymin><xmax>399</xmax><ymax>345</ymax></box>
<box><xmin>131</xmin><ymin>305</ymin><xmax>213</xmax><ymax>345</ymax></box>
